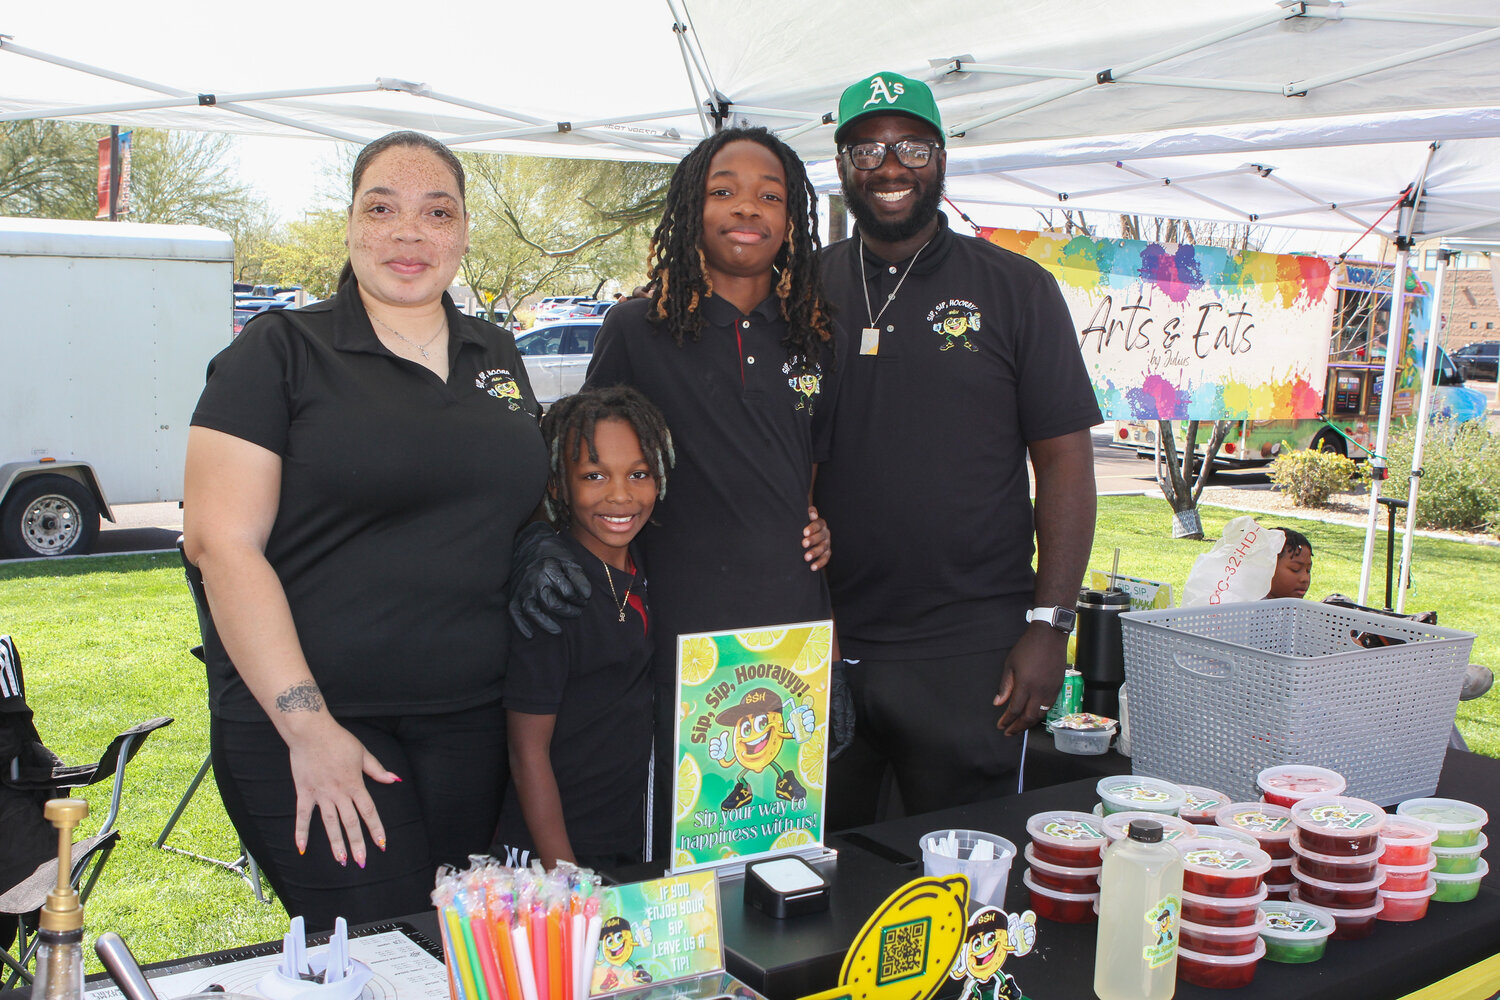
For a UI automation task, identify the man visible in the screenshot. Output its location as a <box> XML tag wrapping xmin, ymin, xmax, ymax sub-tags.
<box><xmin>814</xmin><ymin>71</ymin><xmax>1102</xmax><ymax>829</ymax></box>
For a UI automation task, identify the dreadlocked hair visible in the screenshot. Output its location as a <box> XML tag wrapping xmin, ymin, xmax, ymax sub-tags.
<box><xmin>645</xmin><ymin>126</ymin><xmax>833</xmax><ymax>363</ymax></box>
<box><xmin>539</xmin><ymin>385</ymin><xmax>676</xmax><ymax>531</ymax></box>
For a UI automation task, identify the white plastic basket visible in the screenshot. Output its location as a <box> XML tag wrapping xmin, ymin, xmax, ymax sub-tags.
<box><xmin>1120</xmin><ymin>599</ymin><xmax>1474</xmax><ymax>806</ymax></box>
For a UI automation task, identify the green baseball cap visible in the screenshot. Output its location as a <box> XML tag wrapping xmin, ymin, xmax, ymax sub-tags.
<box><xmin>835</xmin><ymin>71</ymin><xmax>944</xmax><ymax>146</ymax></box>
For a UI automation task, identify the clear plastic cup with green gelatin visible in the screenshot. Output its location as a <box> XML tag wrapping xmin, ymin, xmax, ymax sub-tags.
<box><xmin>1430</xmin><ymin>859</ymin><xmax>1489</xmax><ymax>902</ymax></box>
<box><xmin>1396</xmin><ymin>797</ymin><xmax>1488</xmax><ymax>848</ymax></box>
<box><xmin>1430</xmin><ymin>833</ymin><xmax>1487</xmax><ymax>874</ymax></box>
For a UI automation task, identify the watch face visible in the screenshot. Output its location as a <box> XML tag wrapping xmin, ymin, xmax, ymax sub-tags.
<box><xmin>1056</xmin><ymin>609</ymin><xmax>1077</xmax><ymax>631</ymax></box>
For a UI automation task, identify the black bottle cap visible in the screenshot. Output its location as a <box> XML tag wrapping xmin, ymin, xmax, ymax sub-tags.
<box><xmin>1128</xmin><ymin>819</ymin><xmax>1164</xmax><ymax>843</ymax></box>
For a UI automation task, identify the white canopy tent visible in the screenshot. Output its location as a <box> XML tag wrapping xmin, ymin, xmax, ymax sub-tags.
<box><xmin>4</xmin><ymin>0</ymin><xmax>1499</xmax><ymax>599</ymax></box>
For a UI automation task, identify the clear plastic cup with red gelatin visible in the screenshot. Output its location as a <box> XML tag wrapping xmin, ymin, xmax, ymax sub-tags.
<box><xmin>1289</xmin><ymin>833</ymin><xmax>1381</xmax><ymax>883</ymax></box>
<box><xmin>1216</xmin><ymin>802</ymin><xmax>1295</xmax><ymax>860</ymax></box>
<box><xmin>1265</xmin><ymin>857</ymin><xmax>1295</xmax><ymax>890</ymax></box>
<box><xmin>1023</xmin><ymin>843</ymin><xmax>1100</xmax><ymax>893</ymax></box>
<box><xmin>1179</xmin><ymin>785</ymin><xmax>1231</xmax><ymax>824</ymax></box>
<box><xmin>1379</xmin><ymin>815</ymin><xmax>1439</xmax><ymax>867</ymax></box>
<box><xmin>1179</xmin><ymin>914</ymin><xmax>1266</xmax><ymax>956</ymax></box>
<box><xmin>1290</xmin><ymin>885</ymin><xmax>1383</xmax><ymax>940</ymax></box>
<box><xmin>1177</xmin><ymin>938</ymin><xmax>1266</xmax><ymax>989</ymax></box>
<box><xmin>1290</xmin><ymin>795</ymin><xmax>1386</xmax><ymax>857</ymax></box>
<box><xmin>1021</xmin><ymin>868</ymin><xmax>1098</xmax><ymax>923</ymax></box>
<box><xmin>1396</xmin><ymin>797</ymin><xmax>1488</xmax><ymax>848</ymax></box>
<box><xmin>1381</xmin><ymin>855</ymin><xmax>1437</xmax><ymax>891</ymax></box>
<box><xmin>1289</xmin><ymin>863</ymin><xmax>1384</xmax><ymax>908</ymax></box>
<box><xmin>1177</xmin><ymin>839</ymin><xmax>1272</xmax><ymax>898</ymax></box>
<box><xmin>1026</xmin><ymin>809</ymin><xmax>1107</xmax><ymax>867</ymax></box>
<box><xmin>1102</xmin><ymin>811</ymin><xmax>1197</xmax><ymax>844</ymax></box>
<box><xmin>1256</xmin><ymin>764</ymin><xmax>1347</xmax><ymax>808</ymax></box>
<box><xmin>1378</xmin><ymin>878</ymin><xmax>1436</xmax><ymax>922</ymax></box>
<box><xmin>1266</xmin><ymin>885</ymin><xmax>1292</xmax><ymax>901</ymax></box>
<box><xmin>1257</xmin><ymin>901</ymin><xmax>1336</xmax><ymax>964</ymax></box>
<box><xmin>1181</xmin><ymin>884</ymin><xmax>1269</xmax><ymax>927</ymax></box>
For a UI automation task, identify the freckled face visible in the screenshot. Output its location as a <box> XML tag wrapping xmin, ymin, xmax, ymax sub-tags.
<box><xmin>346</xmin><ymin>145</ymin><xmax>468</xmax><ymax>310</ymax></box>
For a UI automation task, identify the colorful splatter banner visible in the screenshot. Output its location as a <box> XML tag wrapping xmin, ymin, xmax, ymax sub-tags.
<box><xmin>672</xmin><ymin>621</ymin><xmax>832</xmax><ymax>870</ymax></box>
<box><xmin>590</xmin><ymin>870</ymin><xmax>723</xmax><ymax>995</ymax></box>
<box><xmin>984</xmin><ymin>228</ymin><xmax>1337</xmax><ymax>420</ymax></box>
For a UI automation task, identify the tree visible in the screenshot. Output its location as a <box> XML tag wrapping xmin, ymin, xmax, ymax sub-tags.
<box><xmin>0</xmin><ymin>120</ymin><xmax>101</xmax><ymax>219</ymax></box>
<box><xmin>258</xmin><ymin>209</ymin><xmax>348</xmax><ymax>300</ymax></box>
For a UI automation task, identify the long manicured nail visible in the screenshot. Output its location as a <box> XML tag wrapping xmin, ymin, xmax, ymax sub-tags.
<box><xmin>391</xmin><ymin>774</ymin><xmax>404</xmax><ymax>783</ymax></box>
<box><xmin>376</xmin><ymin>835</ymin><xmax>388</xmax><ymax>851</ymax></box>
<box><xmin>356</xmin><ymin>855</ymin><xmax>366</xmax><ymax>869</ymax></box>
<box><xmin>334</xmin><ymin>850</ymin><xmax>347</xmax><ymax>867</ymax></box>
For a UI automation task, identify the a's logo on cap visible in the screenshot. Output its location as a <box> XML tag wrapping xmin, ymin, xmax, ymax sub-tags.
<box><xmin>863</xmin><ymin>75</ymin><xmax>905</xmax><ymax>108</ymax></box>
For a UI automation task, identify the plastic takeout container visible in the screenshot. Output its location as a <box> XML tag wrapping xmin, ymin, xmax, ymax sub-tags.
<box><xmin>1378</xmin><ymin>816</ymin><xmax>1440</xmax><ymax>866</ymax></box>
<box><xmin>1178</xmin><ymin>839</ymin><xmax>1273</xmax><ymax>898</ymax></box>
<box><xmin>1290</xmin><ymin>795</ymin><xmax>1386</xmax><ymax>856</ymax></box>
<box><xmin>1430</xmin><ymin>858</ymin><xmax>1489</xmax><ymax>902</ymax></box>
<box><xmin>1177</xmin><ymin>938</ymin><xmax>1266</xmax><ymax>989</ymax></box>
<box><xmin>1021</xmin><ymin>868</ymin><xmax>1098</xmax><ymax>923</ymax></box>
<box><xmin>1289</xmin><ymin>886</ymin><xmax>1382</xmax><ymax>940</ymax></box>
<box><xmin>1180</xmin><ymin>914</ymin><xmax>1266</xmax><ymax>957</ymax></box>
<box><xmin>1096</xmin><ymin>774</ymin><xmax>1186</xmax><ymax>816</ymax></box>
<box><xmin>1377</xmin><ymin>878</ymin><xmax>1436</xmax><ymax>921</ymax></box>
<box><xmin>1102</xmin><ymin>811</ymin><xmax>1196</xmax><ymax>844</ymax></box>
<box><xmin>1289</xmin><ymin>834</ymin><xmax>1381</xmax><ymax>883</ymax></box>
<box><xmin>1181</xmin><ymin>884</ymin><xmax>1268</xmax><ymax>927</ymax></box>
<box><xmin>1217</xmin><ymin>801</ymin><xmax>1295</xmax><ymax>858</ymax></box>
<box><xmin>1430</xmin><ymin>833</ymin><xmax>1488</xmax><ymax>874</ymax></box>
<box><xmin>1396</xmin><ymin>797</ymin><xmax>1488</xmax><ymax>848</ymax></box>
<box><xmin>1026</xmin><ymin>810</ymin><xmax>1107</xmax><ymax>866</ymax></box>
<box><xmin>1179</xmin><ymin>785</ymin><xmax>1231</xmax><ymax>823</ymax></box>
<box><xmin>1052</xmin><ymin>713</ymin><xmax>1117</xmax><ymax>754</ymax></box>
<box><xmin>1190</xmin><ymin>824</ymin><xmax>1260</xmax><ymax>848</ymax></box>
<box><xmin>921</xmin><ymin>829</ymin><xmax>1014</xmax><ymax>908</ymax></box>
<box><xmin>1288</xmin><ymin>862</ymin><xmax>1384</xmax><ymax>908</ymax></box>
<box><xmin>1257</xmin><ymin>901</ymin><xmax>1336</xmax><ymax>963</ymax></box>
<box><xmin>1381</xmin><ymin>856</ymin><xmax>1437</xmax><ymax>891</ymax></box>
<box><xmin>1257</xmin><ymin>764</ymin><xmax>1347</xmax><ymax>808</ymax></box>
<box><xmin>1022</xmin><ymin>844</ymin><xmax>1100</xmax><ymax>894</ymax></box>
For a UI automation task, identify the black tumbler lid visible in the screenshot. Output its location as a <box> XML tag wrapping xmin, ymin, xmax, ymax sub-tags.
<box><xmin>1077</xmin><ymin>587</ymin><xmax>1131</xmax><ymax>609</ymax></box>
<box><xmin>1127</xmin><ymin>819</ymin><xmax>1164</xmax><ymax>843</ymax></box>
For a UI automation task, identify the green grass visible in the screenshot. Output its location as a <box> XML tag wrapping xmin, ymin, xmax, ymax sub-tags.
<box><xmin>1</xmin><ymin>498</ymin><xmax>1496</xmax><ymax>968</ymax></box>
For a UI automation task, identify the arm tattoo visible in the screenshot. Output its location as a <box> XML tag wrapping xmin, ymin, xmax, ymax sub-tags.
<box><xmin>275</xmin><ymin>680</ymin><xmax>325</xmax><ymax>714</ymax></box>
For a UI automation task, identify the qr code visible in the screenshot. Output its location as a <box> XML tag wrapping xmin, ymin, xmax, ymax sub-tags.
<box><xmin>876</xmin><ymin>918</ymin><xmax>930</xmax><ymax>984</ymax></box>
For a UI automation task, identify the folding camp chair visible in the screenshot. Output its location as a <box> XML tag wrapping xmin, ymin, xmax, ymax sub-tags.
<box><xmin>153</xmin><ymin>539</ymin><xmax>266</xmax><ymax>903</ymax></box>
<box><xmin>0</xmin><ymin>634</ymin><xmax>172</xmax><ymax>987</ymax></box>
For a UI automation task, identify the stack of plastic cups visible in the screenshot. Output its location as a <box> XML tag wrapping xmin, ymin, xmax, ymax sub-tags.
<box><xmin>1257</xmin><ymin>766</ymin><xmax>1347</xmax><ymax>900</ymax></box>
<box><xmin>1288</xmin><ymin>795</ymin><xmax>1387</xmax><ymax>939</ymax></box>
<box><xmin>1022</xmin><ymin>810</ymin><xmax>1106</xmax><ymax>922</ymax></box>
<box><xmin>1376</xmin><ymin>816</ymin><xmax>1439</xmax><ymax>921</ymax></box>
<box><xmin>1397</xmin><ymin>797</ymin><xmax>1490</xmax><ymax>903</ymax></box>
<box><xmin>1216</xmin><ymin>802</ymin><xmax>1296</xmax><ymax>899</ymax></box>
<box><xmin>1174</xmin><ymin>838</ymin><xmax>1273</xmax><ymax>989</ymax></box>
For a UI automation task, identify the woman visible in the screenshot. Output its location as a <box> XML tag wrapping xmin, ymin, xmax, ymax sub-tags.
<box><xmin>183</xmin><ymin>131</ymin><xmax>547</xmax><ymax>927</ymax></box>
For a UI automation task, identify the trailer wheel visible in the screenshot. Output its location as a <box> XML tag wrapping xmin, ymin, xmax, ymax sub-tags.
<box><xmin>1309</xmin><ymin>430</ymin><xmax>1346</xmax><ymax>457</ymax></box>
<box><xmin>0</xmin><ymin>475</ymin><xmax>100</xmax><ymax>558</ymax></box>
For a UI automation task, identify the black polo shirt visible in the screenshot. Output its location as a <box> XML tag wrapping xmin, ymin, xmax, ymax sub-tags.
<box><xmin>191</xmin><ymin>289</ymin><xmax>548</xmax><ymax>720</ymax></box>
<box><xmin>584</xmin><ymin>295</ymin><xmax>837</xmax><ymax>671</ymax></box>
<box><xmin>498</xmin><ymin>532</ymin><xmax>652</xmax><ymax>860</ymax></box>
<box><xmin>816</xmin><ymin>220</ymin><xmax>1102</xmax><ymax>660</ymax></box>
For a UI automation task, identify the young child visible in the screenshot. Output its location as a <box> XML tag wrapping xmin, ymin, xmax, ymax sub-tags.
<box><xmin>496</xmin><ymin>385</ymin><xmax>674</xmax><ymax>870</ymax></box>
<box><xmin>1267</xmin><ymin>527</ymin><xmax>1313</xmax><ymax>600</ymax></box>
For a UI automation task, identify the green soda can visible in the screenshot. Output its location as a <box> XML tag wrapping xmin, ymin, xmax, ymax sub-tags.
<box><xmin>1045</xmin><ymin>668</ymin><xmax>1085</xmax><ymax>730</ymax></box>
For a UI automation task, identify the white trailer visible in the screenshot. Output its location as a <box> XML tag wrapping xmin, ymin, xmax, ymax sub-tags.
<box><xmin>0</xmin><ymin>217</ymin><xmax>233</xmax><ymax>557</ymax></box>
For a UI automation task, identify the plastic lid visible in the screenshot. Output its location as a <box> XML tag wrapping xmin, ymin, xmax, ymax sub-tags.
<box><xmin>1054</xmin><ymin>712</ymin><xmax>1117</xmax><ymax>731</ymax></box>
<box><xmin>1130</xmin><ymin>819</ymin><xmax>1164</xmax><ymax>843</ymax></box>
<box><xmin>1190</xmin><ymin>824</ymin><xmax>1260</xmax><ymax>848</ymax></box>
<box><xmin>1097</xmin><ymin>775</ymin><xmax>1187</xmax><ymax>811</ymax></box>
<box><xmin>1179</xmin><ymin>914</ymin><xmax>1267</xmax><ymax>939</ymax></box>
<box><xmin>1178</xmin><ymin>839</ymin><xmax>1274</xmax><ymax>881</ymax></box>
<box><xmin>1182</xmin><ymin>882</ymin><xmax>1270</xmax><ymax>909</ymax></box>
<box><xmin>1396</xmin><ymin>797</ymin><xmax>1489</xmax><ymax>832</ymax></box>
<box><xmin>1288</xmin><ymin>861</ymin><xmax>1385</xmax><ymax>893</ymax></box>
<box><xmin>1288</xmin><ymin>886</ymin><xmax>1383</xmax><ymax>918</ymax></box>
<box><xmin>1104</xmin><ymin>812</ymin><xmax>1197</xmax><ymax>843</ymax></box>
<box><xmin>1023</xmin><ymin>843</ymin><xmax>1102</xmax><ymax>877</ymax></box>
<box><xmin>1428</xmin><ymin>858</ymin><xmax>1490</xmax><ymax>884</ymax></box>
<box><xmin>1078</xmin><ymin>587</ymin><xmax>1132</xmax><ymax>608</ymax></box>
<box><xmin>1177</xmin><ymin>937</ymin><xmax>1267</xmax><ymax>967</ymax></box>
<box><xmin>1257</xmin><ymin>765</ymin><xmax>1347</xmax><ymax>798</ymax></box>
<box><xmin>1217</xmin><ymin>801</ymin><xmax>1295</xmax><ymax>837</ymax></box>
<box><xmin>1026</xmin><ymin>810</ymin><xmax>1107</xmax><ymax>847</ymax></box>
<box><xmin>1257</xmin><ymin>901</ymin><xmax>1336</xmax><ymax>941</ymax></box>
<box><xmin>1377</xmin><ymin>877</ymin><xmax>1437</xmax><ymax>900</ymax></box>
<box><xmin>1021</xmin><ymin>868</ymin><xmax>1100</xmax><ymax>901</ymax></box>
<box><xmin>1430</xmin><ymin>832</ymin><xmax>1489</xmax><ymax>857</ymax></box>
<box><xmin>1291</xmin><ymin>795</ymin><xmax>1387</xmax><ymax>835</ymax></box>
<box><xmin>1179</xmin><ymin>785</ymin><xmax>1231</xmax><ymax>815</ymax></box>
<box><xmin>1378</xmin><ymin>816</ymin><xmax>1440</xmax><ymax>848</ymax></box>
<box><xmin>1380</xmin><ymin>856</ymin><xmax>1437</xmax><ymax>876</ymax></box>
<box><xmin>1289</xmin><ymin>832</ymin><xmax>1383</xmax><ymax>867</ymax></box>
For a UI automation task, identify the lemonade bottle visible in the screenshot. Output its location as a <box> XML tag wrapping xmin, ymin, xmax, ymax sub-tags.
<box><xmin>1094</xmin><ymin>818</ymin><xmax>1183</xmax><ymax>1000</ymax></box>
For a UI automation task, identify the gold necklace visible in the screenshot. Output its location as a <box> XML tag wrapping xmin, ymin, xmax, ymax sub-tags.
<box><xmin>600</xmin><ymin>556</ymin><xmax>634</xmax><ymax>623</ymax></box>
<box><xmin>371</xmin><ymin>313</ymin><xmax>446</xmax><ymax>360</ymax></box>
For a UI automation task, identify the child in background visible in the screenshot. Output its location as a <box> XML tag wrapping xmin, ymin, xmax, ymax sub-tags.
<box><xmin>1267</xmin><ymin>527</ymin><xmax>1313</xmax><ymax>599</ymax></box>
<box><xmin>496</xmin><ymin>385</ymin><xmax>674</xmax><ymax>870</ymax></box>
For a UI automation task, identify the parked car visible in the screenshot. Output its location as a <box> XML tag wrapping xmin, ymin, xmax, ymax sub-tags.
<box><xmin>531</xmin><ymin>295</ymin><xmax>593</xmax><ymax>325</ymax></box>
<box><xmin>233</xmin><ymin>298</ymin><xmax>290</xmax><ymax>337</ymax></box>
<box><xmin>513</xmin><ymin>318</ymin><xmax>602</xmax><ymax>408</ymax></box>
<box><xmin>1452</xmin><ymin>340</ymin><xmax>1500</xmax><ymax>381</ymax></box>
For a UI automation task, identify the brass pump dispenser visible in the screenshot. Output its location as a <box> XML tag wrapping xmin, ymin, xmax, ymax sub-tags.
<box><xmin>34</xmin><ymin>798</ymin><xmax>89</xmax><ymax>1000</ymax></box>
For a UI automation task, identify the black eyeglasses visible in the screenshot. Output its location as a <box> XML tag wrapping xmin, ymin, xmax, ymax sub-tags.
<box><xmin>840</xmin><ymin>139</ymin><xmax>940</xmax><ymax>171</ymax></box>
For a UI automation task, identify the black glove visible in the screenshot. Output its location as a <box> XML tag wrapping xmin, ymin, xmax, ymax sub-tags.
<box><xmin>829</xmin><ymin>659</ymin><xmax>856</xmax><ymax>760</ymax></box>
<box><xmin>509</xmin><ymin>522</ymin><xmax>591</xmax><ymax>639</ymax></box>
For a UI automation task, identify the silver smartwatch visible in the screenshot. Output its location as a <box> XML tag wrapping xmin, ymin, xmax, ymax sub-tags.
<box><xmin>1025</xmin><ymin>606</ymin><xmax>1077</xmax><ymax>634</ymax></box>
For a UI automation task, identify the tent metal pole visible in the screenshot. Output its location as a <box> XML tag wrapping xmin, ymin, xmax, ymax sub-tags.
<box><xmin>665</xmin><ymin>0</ymin><xmax>713</xmax><ymax>137</ymax></box>
<box><xmin>1334</xmin><ymin>9</ymin><xmax>1500</xmax><ymax>29</ymax></box>
<box><xmin>1289</xmin><ymin>27</ymin><xmax>1500</xmax><ymax>96</ymax></box>
<box><xmin>668</xmin><ymin>0</ymin><xmax>722</xmax><ymax>105</ymax></box>
<box><xmin>1258</xmin><ymin>175</ymin><xmax>1389</xmax><ymax>231</ymax></box>
<box><xmin>1068</xmin><ymin>164</ymin><xmax>1260</xmax><ymax>199</ymax></box>
<box><xmin>0</xmin><ymin>83</ymin><xmax>382</xmax><ymax>122</ymax></box>
<box><xmin>420</xmin><ymin>90</ymin><xmax>678</xmax><ymax>157</ymax></box>
<box><xmin>443</xmin><ymin>110</ymin><xmax>696</xmax><ymax>145</ymax></box>
<box><xmin>1395</xmin><ymin>250</ymin><xmax>1450</xmax><ymax>612</ymax></box>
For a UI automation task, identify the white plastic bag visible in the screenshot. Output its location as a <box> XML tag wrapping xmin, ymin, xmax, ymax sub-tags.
<box><xmin>1181</xmin><ymin>516</ymin><xmax>1284</xmax><ymax>607</ymax></box>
